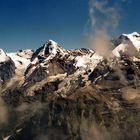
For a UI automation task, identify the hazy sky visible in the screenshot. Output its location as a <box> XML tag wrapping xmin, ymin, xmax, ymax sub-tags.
<box><xmin>0</xmin><ymin>0</ymin><xmax>140</xmax><ymax>52</ymax></box>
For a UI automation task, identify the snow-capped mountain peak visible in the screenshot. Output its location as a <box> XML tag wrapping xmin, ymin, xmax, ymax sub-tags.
<box><xmin>43</xmin><ymin>40</ymin><xmax>58</xmax><ymax>58</ymax></box>
<box><xmin>112</xmin><ymin>32</ymin><xmax>140</xmax><ymax>58</ymax></box>
<box><xmin>47</xmin><ymin>39</ymin><xmax>58</xmax><ymax>46</ymax></box>
<box><xmin>30</xmin><ymin>39</ymin><xmax>67</xmax><ymax>65</ymax></box>
<box><xmin>122</xmin><ymin>32</ymin><xmax>140</xmax><ymax>51</ymax></box>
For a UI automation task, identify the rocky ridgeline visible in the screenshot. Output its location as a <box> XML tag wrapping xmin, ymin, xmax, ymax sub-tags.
<box><xmin>0</xmin><ymin>32</ymin><xmax>140</xmax><ymax>97</ymax></box>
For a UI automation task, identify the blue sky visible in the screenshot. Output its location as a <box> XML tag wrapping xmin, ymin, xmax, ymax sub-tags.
<box><xmin>0</xmin><ymin>0</ymin><xmax>140</xmax><ymax>52</ymax></box>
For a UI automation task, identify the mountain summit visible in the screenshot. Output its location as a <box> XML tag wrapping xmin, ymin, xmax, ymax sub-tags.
<box><xmin>113</xmin><ymin>32</ymin><xmax>140</xmax><ymax>58</ymax></box>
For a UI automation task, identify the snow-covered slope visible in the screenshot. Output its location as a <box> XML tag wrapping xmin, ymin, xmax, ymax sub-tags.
<box><xmin>7</xmin><ymin>49</ymin><xmax>34</xmax><ymax>70</ymax></box>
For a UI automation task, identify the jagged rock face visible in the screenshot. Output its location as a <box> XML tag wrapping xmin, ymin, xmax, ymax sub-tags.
<box><xmin>0</xmin><ymin>49</ymin><xmax>15</xmax><ymax>85</ymax></box>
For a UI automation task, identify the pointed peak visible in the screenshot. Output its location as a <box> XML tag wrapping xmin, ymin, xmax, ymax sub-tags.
<box><xmin>31</xmin><ymin>40</ymin><xmax>64</xmax><ymax>62</ymax></box>
<box><xmin>48</xmin><ymin>40</ymin><xmax>58</xmax><ymax>45</ymax></box>
<box><xmin>43</xmin><ymin>39</ymin><xmax>66</xmax><ymax>53</ymax></box>
<box><xmin>42</xmin><ymin>40</ymin><xmax>58</xmax><ymax>49</ymax></box>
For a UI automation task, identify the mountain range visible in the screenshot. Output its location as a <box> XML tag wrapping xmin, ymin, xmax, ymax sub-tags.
<box><xmin>0</xmin><ymin>32</ymin><xmax>140</xmax><ymax>140</ymax></box>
